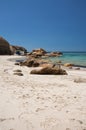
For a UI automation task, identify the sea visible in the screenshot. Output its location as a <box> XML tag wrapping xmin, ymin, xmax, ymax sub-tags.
<box><xmin>47</xmin><ymin>52</ymin><xmax>86</xmax><ymax>68</ymax></box>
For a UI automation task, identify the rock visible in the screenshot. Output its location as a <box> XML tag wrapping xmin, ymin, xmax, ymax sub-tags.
<box><xmin>32</xmin><ymin>48</ymin><xmax>47</xmax><ymax>55</ymax></box>
<box><xmin>0</xmin><ymin>37</ymin><xmax>12</xmax><ymax>55</ymax></box>
<box><xmin>64</xmin><ymin>63</ymin><xmax>74</xmax><ymax>67</ymax></box>
<box><xmin>20</xmin><ymin>59</ymin><xmax>40</xmax><ymax>67</ymax></box>
<box><xmin>33</xmin><ymin>62</ymin><xmax>40</xmax><ymax>67</ymax></box>
<box><xmin>13</xmin><ymin>69</ymin><xmax>22</xmax><ymax>72</ymax></box>
<box><xmin>30</xmin><ymin>67</ymin><xmax>67</xmax><ymax>75</ymax></box>
<box><xmin>75</xmin><ymin>67</ymin><xmax>80</xmax><ymax>70</ymax></box>
<box><xmin>26</xmin><ymin>60</ymin><xmax>34</xmax><ymax>67</ymax></box>
<box><xmin>27</xmin><ymin>48</ymin><xmax>47</xmax><ymax>57</ymax></box>
<box><xmin>10</xmin><ymin>45</ymin><xmax>27</xmax><ymax>55</ymax></box>
<box><xmin>47</xmin><ymin>51</ymin><xmax>63</xmax><ymax>57</ymax></box>
<box><xmin>13</xmin><ymin>72</ymin><xmax>23</xmax><ymax>76</ymax></box>
<box><xmin>27</xmin><ymin>53</ymin><xmax>40</xmax><ymax>58</ymax></box>
<box><xmin>14</xmin><ymin>62</ymin><xmax>20</xmax><ymax>65</ymax></box>
<box><xmin>0</xmin><ymin>36</ymin><xmax>27</xmax><ymax>55</ymax></box>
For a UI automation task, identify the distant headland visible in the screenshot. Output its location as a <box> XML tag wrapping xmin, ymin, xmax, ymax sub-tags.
<box><xmin>0</xmin><ymin>36</ymin><xmax>27</xmax><ymax>55</ymax></box>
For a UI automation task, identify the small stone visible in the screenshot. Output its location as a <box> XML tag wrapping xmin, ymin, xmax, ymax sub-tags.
<box><xmin>14</xmin><ymin>62</ymin><xmax>20</xmax><ymax>65</ymax></box>
<box><xmin>13</xmin><ymin>72</ymin><xmax>23</xmax><ymax>76</ymax></box>
<box><xmin>75</xmin><ymin>67</ymin><xmax>80</xmax><ymax>70</ymax></box>
<box><xmin>74</xmin><ymin>96</ymin><xmax>77</xmax><ymax>98</ymax></box>
<box><xmin>13</xmin><ymin>69</ymin><xmax>22</xmax><ymax>72</ymax></box>
<box><xmin>78</xmin><ymin>120</ymin><xmax>83</xmax><ymax>124</ymax></box>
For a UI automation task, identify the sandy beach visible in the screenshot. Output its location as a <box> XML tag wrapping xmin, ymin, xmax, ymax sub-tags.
<box><xmin>0</xmin><ymin>55</ymin><xmax>86</xmax><ymax>130</ymax></box>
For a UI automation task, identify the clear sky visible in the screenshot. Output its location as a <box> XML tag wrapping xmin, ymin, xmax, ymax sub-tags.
<box><xmin>0</xmin><ymin>0</ymin><xmax>86</xmax><ymax>51</ymax></box>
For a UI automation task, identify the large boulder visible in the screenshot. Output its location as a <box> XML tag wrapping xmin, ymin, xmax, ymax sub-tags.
<box><xmin>28</xmin><ymin>48</ymin><xmax>47</xmax><ymax>57</ymax></box>
<box><xmin>30</xmin><ymin>66</ymin><xmax>67</xmax><ymax>75</ymax></box>
<box><xmin>32</xmin><ymin>48</ymin><xmax>46</xmax><ymax>55</ymax></box>
<box><xmin>0</xmin><ymin>37</ymin><xmax>11</xmax><ymax>55</ymax></box>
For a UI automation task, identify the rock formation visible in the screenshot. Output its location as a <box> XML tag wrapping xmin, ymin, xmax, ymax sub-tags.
<box><xmin>10</xmin><ymin>45</ymin><xmax>27</xmax><ymax>55</ymax></box>
<box><xmin>45</xmin><ymin>51</ymin><xmax>63</xmax><ymax>57</ymax></box>
<box><xmin>0</xmin><ymin>37</ymin><xmax>11</xmax><ymax>55</ymax></box>
<box><xmin>32</xmin><ymin>48</ymin><xmax>47</xmax><ymax>55</ymax></box>
<box><xmin>20</xmin><ymin>59</ymin><xmax>40</xmax><ymax>67</ymax></box>
<box><xmin>28</xmin><ymin>48</ymin><xmax>47</xmax><ymax>57</ymax></box>
<box><xmin>27</xmin><ymin>48</ymin><xmax>63</xmax><ymax>59</ymax></box>
<box><xmin>0</xmin><ymin>36</ymin><xmax>27</xmax><ymax>55</ymax></box>
<box><xmin>30</xmin><ymin>66</ymin><xmax>67</xmax><ymax>75</ymax></box>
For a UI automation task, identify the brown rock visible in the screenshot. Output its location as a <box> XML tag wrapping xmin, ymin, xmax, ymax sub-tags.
<box><xmin>48</xmin><ymin>51</ymin><xmax>63</xmax><ymax>57</ymax></box>
<box><xmin>27</xmin><ymin>48</ymin><xmax>47</xmax><ymax>57</ymax></box>
<box><xmin>13</xmin><ymin>69</ymin><xmax>22</xmax><ymax>72</ymax></box>
<box><xmin>30</xmin><ymin>67</ymin><xmax>67</xmax><ymax>75</ymax></box>
<box><xmin>14</xmin><ymin>62</ymin><xmax>20</xmax><ymax>65</ymax></box>
<box><xmin>32</xmin><ymin>48</ymin><xmax>46</xmax><ymax>54</ymax></box>
<box><xmin>75</xmin><ymin>67</ymin><xmax>80</xmax><ymax>70</ymax></box>
<box><xmin>64</xmin><ymin>63</ymin><xmax>74</xmax><ymax>67</ymax></box>
<box><xmin>0</xmin><ymin>37</ymin><xmax>11</xmax><ymax>55</ymax></box>
<box><xmin>33</xmin><ymin>62</ymin><xmax>40</xmax><ymax>67</ymax></box>
<box><xmin>13</xmin><ymin>72</ymin><xmax>23</xmax><ymax>76</ymax></box>
<box><xmin>20</xmin><ymin>59</ymin><xmax>40</xmax><ymax>67</ymax></box>
<box><xmin>10</xmin><ymin>45</ymin><xmax>27</xmax><ymax>55</ymax></box>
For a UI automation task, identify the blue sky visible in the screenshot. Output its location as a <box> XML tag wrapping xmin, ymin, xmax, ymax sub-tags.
<box><xmin>0</xmin><ymin>0</ymin><xmax>86</xmax><ymax>51</ymax></box>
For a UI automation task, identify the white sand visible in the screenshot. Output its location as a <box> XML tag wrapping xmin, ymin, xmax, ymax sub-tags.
<box><xmin>0</xmin><ymin>56</ymin><xmax>86</xmax><ymax>130</ymax></box>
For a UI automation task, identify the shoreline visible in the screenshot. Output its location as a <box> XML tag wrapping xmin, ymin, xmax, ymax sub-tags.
<box><xmin>47</xmin><ymin>51</ymin><xmax>86</xmax><ymax>67</ymax></box>
<box><xmin>0</xmin><ymin>55</ymin><xmax>86</xmax><ymax>130</ymax></box>
<box><xmin>8</xmin><ymin>55</ymin><xmax>86</xmax><ymax>70</ymax></box>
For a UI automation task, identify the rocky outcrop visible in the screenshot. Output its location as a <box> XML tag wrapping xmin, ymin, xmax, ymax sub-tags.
<box><xmin>28</xmin><ymin>48</ymin><xmax>47</xmax><ymax>57</ymax></box>
<box><xmin>32</xmin><ymin>48</ymin><xmax>47</xmax><ymax>55</ymax></box>
<box><xmin>19</xmin><ymin>57</ymin><xmax>52</xmax><ymax>67</ymax></box>
<box><xmin>10</xmin><ymin>45</ymin><xmax>27</xmax><ymax>55</ymax></box>
<box><xmin>0</xmin><ymin>36</ymin><xmax>27</xmax><ymax>55</ymax></box>
<box><xmin>46</xmin><ymin>51</ymin><xmax>63</xmax><ymax>57</ymax></box>
<box><xmin>20</xmin><ymin>59</ymin><xmax>40</xmax><ymax>67</ymax></box>
<box><xmin>0</xmin><ymin>37</ymin><xmax>11</xmax><ymax>55</ymax></box>
<box><xmin>27</xmin><ymin>49</ymin><xmax>63</xmax><ymax>58</ymax></box>
<box><xmin>30</xmin><ymin>67</ymin><xmax>67</xmax><ymax>75</ymax></box>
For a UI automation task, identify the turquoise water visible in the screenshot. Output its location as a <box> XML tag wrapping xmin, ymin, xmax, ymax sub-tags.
<box><xmin>48</xmin><ymin>52</ymin><xmax>86</xmax><ymax>67</ymax></box>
